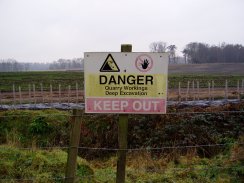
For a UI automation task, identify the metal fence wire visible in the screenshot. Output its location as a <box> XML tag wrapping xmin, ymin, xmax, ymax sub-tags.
<box><xmin>0</xmin><ymin>79</ymin><xmax>244</xmax><ymax>106</ymax></box>
<box><xmin>0</xmin><ymin>110</ymin><xmax>243</xmax><ymax>182</ymax></box>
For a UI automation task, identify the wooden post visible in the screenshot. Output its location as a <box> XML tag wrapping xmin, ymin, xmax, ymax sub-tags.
<box><xmin>0</xmin><ymin>90</ymin><xmax>2</xmax><ymax>106</ymax></box>
<box><xmin>13</xmin><ymin>84</ymin><xmax>16</xmax><ymax>105</ymax></box>
<box><xmin>76</xmin><ymin>82</ymin><xmax>79</xmax><ymax>104</ymax></box>
<box><xmin>65</xmin><ymin>109</ymin><xmax>83</xmax><ymax>183</ymax></box>
<box><xmin>50</xmin><ymin>84</ymin><xmax>53</xmax><ymax>103</ymax></box>
<box><xmin>116</xmin><ymin>44</ymin><xmax>131</xmax><ymax>183</ymax></box>
<box><xmin>197</xmin><ymin>81</ymin><xmax>200</xmax><ymax>100</ymax></box>
<box><xmin>242</xmin><ymin>79</ymin><xmax>244</xmax><ymax>94</ymax></box>
<box><xmin>19</xmin><ymin>86</ymin><xmax>22</xmax><ymax>104</ymax></box>
<box><xmin>192</xmin><ymin>80</ymin><xmax>195</xmax><ymax>101</ymax></box>
<box><xmin>40</xmin><ymin>83</ymin><xmax>44</xmax><ymax>103</ymax></box>
<box><xmin>237</xmin><ymin>80</ymin><xmax>240</xmax><ymax>100</ymax></box>
<box><xmin>212</xmin><ymin>80</ymin><xmax>215</xmax><ymax>100</ymax></box>
<box><xmin>167</xmin><ymin>81</ymin><xmax>170</xmax><ymax>101</ymax></box>
<box><xmin>28</xmin><ymin>84</ymin><xmax>31</xmax><ymax>104</ymax></box>
<box><xmin>59</xmin><ymin>84</ymin><xmax>61</xmax><ymax>103</ymax></box>
<box><xmin>225</xmin><ymin>80</ymin><xmax>228</xmax><ymax>100</ymax></box>
<box><xmin>178</xmin><ymin>82</ymin><xmax>181</xmax><ymax>102</ymax></box>
<box><xmin>208</xmin><ymin>81</ymin><xmax>211</xmax><ymax>101</ymax></box>
<box><xmin>186</xmin><ymin>81</ymin><xmax>190</xmax><ymax>101</ymax></box>
<box><xmin>68</xmin><ymin>85</ymin><xmax>71</xmax><ymax>103</ymax></box>
<box><xmin>33</xmin><ymin>84</ymin><xmax>36</xmax><ymax>104</ymax></box>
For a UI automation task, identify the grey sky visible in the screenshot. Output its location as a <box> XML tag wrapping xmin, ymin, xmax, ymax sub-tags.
<box><xmin>0</xmin><ymin>0</ymin><xmax>243</xmax><ymax>62</ymax></box>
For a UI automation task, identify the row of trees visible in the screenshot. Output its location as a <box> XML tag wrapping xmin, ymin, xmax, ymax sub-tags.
<box><xmin>0</xmin><ymin>59</ymin><xmax>30</xmax><ymax>72</ymax></box>
<box><xmin>49</xmin><ymin>58</ymin><xmax>83</xmax><ymax>70</ymax></box>
<box><xmin>0</xmin><ymin>58</ymin><xmax>84</xmax><ymax>72</ymax></box>
<box><xmin>150</xmin><ymin>41</ymin><xmax>244</xmax><ymax>64</ymax></box>
<box><xmin>182</xmin><ymin>42</ymin><xmax>244</xmax><ymax>63</ymax></box>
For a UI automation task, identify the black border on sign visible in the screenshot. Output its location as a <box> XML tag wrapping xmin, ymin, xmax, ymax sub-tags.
<box><xmin>100</xmin><ymin>54</ymin><xmax>120</xmax><ymax>72</ymax></box>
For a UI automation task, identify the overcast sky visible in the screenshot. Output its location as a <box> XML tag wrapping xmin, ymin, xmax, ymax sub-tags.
<box><xmin>0</xmin><ymin>0</ymin><xmax>243</xmax><ymax>62</ymax></box>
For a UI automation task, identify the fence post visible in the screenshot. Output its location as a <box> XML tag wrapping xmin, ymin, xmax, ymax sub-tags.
<box><xmin>225</xmin><ymin>80</ymin><xmax>228</xmax><ymax>100</ymax></box>
<box><xmin>50</xmin><ymin>84</ymin><xmax>53</xmax><ymax>103</ymax></box>
<box><xmin>68</xmin><ymin>85</ymin><xmax>71</xmax><ymax>103</ymax></box>
<box><xmin>212</xmin><ymin>80</ymin><xmax>215</xmax><ymax>100</ymax></box>
<box><xmin>237</xmin><ymin>80</ymin><xmax>240</xmax><ymax>100</ymax></box>
<box><xmin>197</xmin><ymin>81</ymin><xmax>200</xmax><ymax>100</ymax></box>
<box><xmin>192</xmin><ymin>80</ymin><xmax>195</xmax><ymax>101</ymax></box>
<box><xmin>76</xmin><ymin>82</ymin><xmax>79</xmax><ymax>104</ymax></box>
<box><xmin>208</xmin><ymin>81</ymin><xmax>211</xmax><ymax>101</ymax></box>
<box><xmin>0</xmin><ymin>90</ymin><xmax>2</xmax><ymax>106</ymax></box>
<box><xmin>40</xmin><ymin>83</ymin><xmax>44</xmax><ymax>103</ymax></box>
<box><xmin>178</xmin><ymin>82</ymin><xmax>181</xmax><ymax>102</ymax></box>
<box><xmin>19</xmin><ymin>86</ymin><xmax>22</xmax><ymax>104</ymax></box>
<box><xmin>242</xmin><ymin>79</ymin><xmax>244</xmax><ymax>94</ymax></box>
<box><xmin>116</xmin><ymin>44</ymin><xmax>131</xmax><ymax>183</ymax></box>
<box><xmin>33</xmin><ymin>84</ymin><xmax>36</xmax><ymax>104</ymax></box>
<box><xmin>186</xmin><ymin>81</ymin><xmax>190</xmax><ymax>101</ymax></box>
<box><xmin>13</xmin><ymin>84</ymin><xmax>16</xmax><ymax>106</ymax></box>
<box><xmin>65</xmin><ymin>109</ymin><xmax>83</xmax><ymax>183</ymax></box>
<box><xmin>29</xmin><ymin>84</ymin><xmax>32</xmax><ymax>104</ymax></box>
<box><xmin>59</xmin><ymin>84</ymin><xmax>61</xmax><ymax>103</ymax></box>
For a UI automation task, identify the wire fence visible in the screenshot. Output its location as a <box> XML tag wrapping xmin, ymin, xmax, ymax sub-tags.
<box><xmin>0</xmin><ymin>79</ymin><xmax>244</xmax><ymax>106</ymax></box>
<box><xmin>0</xmin><ymin>109</ymin><xmax>243</xmax><ymax>182</ymax></box>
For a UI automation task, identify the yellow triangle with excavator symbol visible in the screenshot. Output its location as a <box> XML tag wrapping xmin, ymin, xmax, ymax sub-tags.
<box><xmin>100</xmin><ymin>54</ymin><xmax>120</xmax><ymax>72</ymax></box>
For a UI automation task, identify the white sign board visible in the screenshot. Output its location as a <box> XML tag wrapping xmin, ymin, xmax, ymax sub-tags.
<box><xmin>84</xmin><ymin>52</ymin><xmax>168</xmax><ymax>114</ymax></box>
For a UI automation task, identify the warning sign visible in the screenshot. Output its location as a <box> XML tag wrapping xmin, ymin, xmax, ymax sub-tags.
<box><xmin>84</xmin><ymin>52</ymin><xmax>168</xmax><ymax>114</ymax></box>
<box><xmin>100</xmin><ymin>54</ymin><xmax>120</xmax><ymax>72</ymax></box>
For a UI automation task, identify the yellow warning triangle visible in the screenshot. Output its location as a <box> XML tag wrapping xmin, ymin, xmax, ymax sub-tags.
<box><xmin>100</xmin><ymin>54</ymin><xmax>120</xmax><ymax>72</ymax></box>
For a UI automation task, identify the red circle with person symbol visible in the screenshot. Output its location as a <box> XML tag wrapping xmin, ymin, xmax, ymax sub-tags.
<box><xmin>135</xmin><ymin>54</ymin><xmax>153</xmax><ymax>72</ymax></box>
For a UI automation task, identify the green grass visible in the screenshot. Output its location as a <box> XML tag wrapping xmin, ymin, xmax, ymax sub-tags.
<box><xmin>0</xmin><ymin>71</ymin><xmax>84</xmax><ymax>92</ymax></box>
<box><xmin>0</xmin><ymin>145</ymin><xmax>94</xmax><ymax>183</ymax></box>
<box><xmin>0</xmin><ymin>106</ymin><xmax>243</xmax><ymax>182</ymax></box>
<box><xmin>0</xmin><ymin>71</ymin><xmax>244</xmax><ymax>92</ymax></box>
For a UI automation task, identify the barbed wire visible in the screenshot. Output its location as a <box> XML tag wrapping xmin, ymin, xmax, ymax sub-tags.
<box><xmin>0</xmin><ymin>110</ymin><xmax>244</xmax><ymax>119</ymax></box>
<box><xmin>128</xmin><ymin>165</ymin><xmax>244</xmax><ymax>173</ymax></box>
<box><xmin>0</xmin><ymin>142</ymin><xmax>242</xmax><ymax>152</ymax></box>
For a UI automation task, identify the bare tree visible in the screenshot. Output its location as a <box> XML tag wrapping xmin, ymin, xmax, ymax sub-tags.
<box><xmin>150</xmin><ymin>41</ymin><xmax>167</xmax><ymax>52</ymax></box>
<box><xmin>167</xmin><ymin>45</ymin><xmax>177</xmax><ymax>63</ymax></box>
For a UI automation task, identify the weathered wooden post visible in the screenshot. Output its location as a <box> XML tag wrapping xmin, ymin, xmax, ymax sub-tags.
<box><xmin>65</xmin><ymin>109</ymin><xmax>83</xmax><ymax>183</ymax></box>
<box><xmin>0</xmin><ymin>90</ymin><xmax>2</xmax><ymax>106</ymax></box>
<box><xmin>208</xmin><ymin>81</ymin><xmax>211</xmax><ymax>101</ymax></box>
<box><xmin>40</xmin><ymin>83</ymin><xmax>44</xmax><ymax>103</ymax></box>
<box><xmin>242</xmin><ymin>79</ymin><xmax>244</xmax><ymax>94</ymax></box>
<box><xmin>68</xmin><ymin>85</ymin><xmax>71</xmax><ymax>103</ymax></box>
<box><xmin>225</xmin><ymin>80</ymin><xmax>228</xmax><ymax>100</ymax></box>
<box><xmin>237</xmin><ymin>80</ymin><xmax>240</xmax><ymax>100</ymax></box>
<box><xmin>212</xmin><ymin>80</ymin><xmax>215</xmax><ymax>100</ymax></box>
<box><xmin>19</xmin><ymin>86</ymin><xmax>22</xmax><ymax>104</ymax></box>
<box><xmin>178</xmin><ymin>81</ymin><xmax>181</xmax><ymax>102</ymax></box>
<box><xmin>28</xmin><ymin>84</ymin><xmax>32</xmax><ymax>104</ymax></box>
<box><xmin>116</xmin><ymin>44</ymin><xmax>131</xmax><ymax>183</ymax></box>
<box><xmin>76</xmin><ymin>82</ymin><xmax>79</xmax><ymax>104</ymax></box>
<box><xmin>186</xmin><ymin>81</ymin><xmax>190</xmax><ymax>101</ymax></box>
<box><xmin>197</xmin><ymin>81</ymin><xmax>200</xmax><ymax>100</ymax></box>
<box><xmin>50</xmin><ymin>84</ymin><xmax>53</xmax><ymax>103</ymax></box>
<box><xmin>33</xmin><ymin>84</ymin><xmax>36</xmax><ymax>104</ymax></box>
<box><xmin>59</xmin><ymin>84</ymin><xmax>61</xmax><ymax>103</ymax></box>
<box><xmin>13</xmin><ymin>84</ymin><xmax>16</xmax><ymax>106</ymax></box>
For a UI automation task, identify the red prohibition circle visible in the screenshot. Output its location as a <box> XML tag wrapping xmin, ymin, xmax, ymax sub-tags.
<box><xmin>135</xmin><ymin>54</ymin><xmax>153</xmax><ymax>72</ymax></box>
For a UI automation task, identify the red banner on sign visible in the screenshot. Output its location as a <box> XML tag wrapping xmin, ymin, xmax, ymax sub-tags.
<box><xmin>86</xmin><ymin>98</ymin><xmax>166</xmax><ymax>114</ymax></box>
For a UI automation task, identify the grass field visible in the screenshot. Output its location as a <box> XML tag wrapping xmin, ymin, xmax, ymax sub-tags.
<box><xmin>0</xmin><ymin>71</ymin><xmax>243</xmax><ymax>92</ymax></box>
<box><xmin>0</xmin><ymin>71</ymin><xmax>84</xmax><ymax>92</ymax></box>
